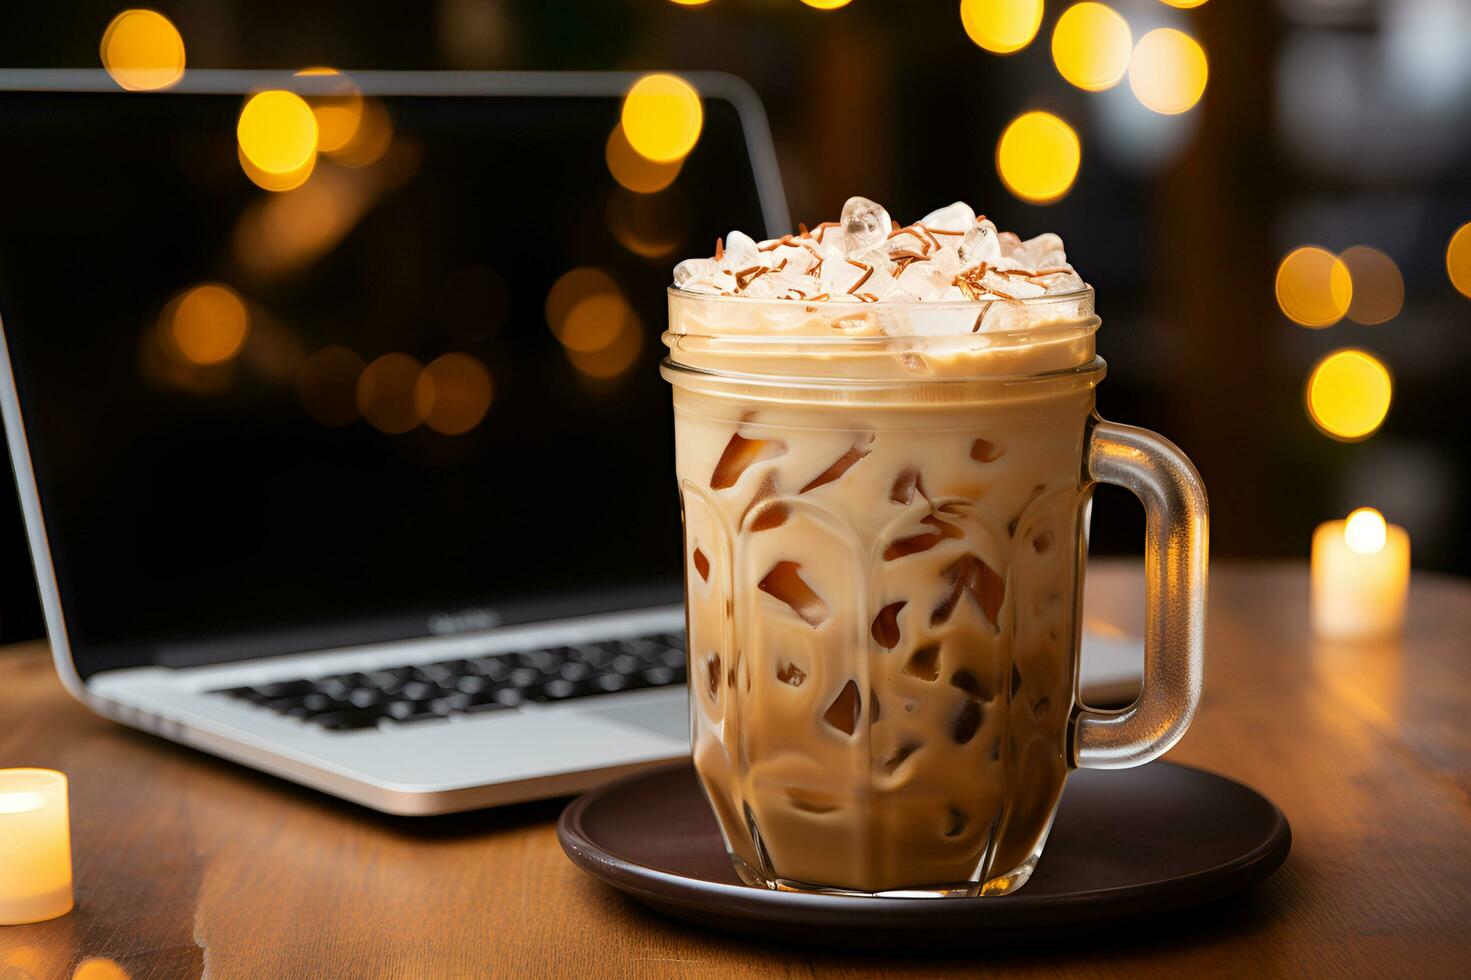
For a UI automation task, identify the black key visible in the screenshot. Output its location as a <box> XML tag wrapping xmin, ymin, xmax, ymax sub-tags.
<box><xmin>516</xmin><ymin>648</ymin><xmax>566</xmax><ymax>673</ymax></box>
<box><xmin>312</xmin><ymin>674</ymin><xmax>359</xmax><ymax>699</ymax></box>
<box><xmin>455</xmin><ymin>674</ymin><xmax>504</xmax><ymax>695</ymax></box>
<box><xmin>640</xmin><ymin>666</ymin><xmax>678</xmax><ymax>687</ymax></box>
<box><xmin>363</xmin><ymin>668</ymin><xmax>415</xmax><ymax>690</ymax></box>
<box><xmin>383</xmin><ymin>701</ymin><xmax>443</xmax><ymax>724</ymax></box>
<box><xmin>411</xmin><ymin>663</ymin><xmax>462</xmax><ymax>685</ymax></box>
<box><xmin>658</xmin><ymin>632</ymin><xmax>686</xmax><ymax>651</ymax></box>
<box><xmin>469</xmin><ymin>656</ymin><xmax>514</xmax><ymax>682</ymax></box>
<box><xmin>215</xmin><ymin>686</ymin><xmax>269</xmax><ymax>704</ymax></box>
<box><xmin>397</xmin><ymin>680</ymin><xmax>437</xmax><ymax>702</ymax></box>
<box><xmin>571</xmin><ymin>644</ymin><xmax>616</xmax><ymax>671</ymax></box>
<box><xmin>593</xmin><ymin>673</ymin><xmax>647</xmax><ymax>695</ymax></box>
<box><xmin>609</xmin><ymin>654</ymin><xmax>641</xmax><ymax>676</ymax></box>
<box><xmin>657</xmin><ymin>648</ymin><xmax>686</xmax><ymax>671</ymax></box>
<box><xmin>253</xmin><ymin>680</ymin><xmax>315</xmax><ymax>699</ymax></box>
<box><xmin>507</xmin><ymin>667</ymin><xmax>542</xmax><ymax>689</ymax></box>
<box><xmin>462</xmin><ymin>697</ymin><xmax>515</xmax><ymax>715</ymax></box>
<box><xmin>314</xmin><ymin>708</ymin><xmax>385</xmax><ymax>731</ymax></box>
<box><xmin>430</xmin><ymin>693</ymin><xmax>473</xmax><ymax>714</ymax></box>
<box><xmin>348</xmin><ymin>688</ymin><xmax>387</xmax><ymax>709</ymax></box>
<box><xmin>558</xmin><ymin>662</ymin><xmax>593</xmax><ymax>683</ymax></box>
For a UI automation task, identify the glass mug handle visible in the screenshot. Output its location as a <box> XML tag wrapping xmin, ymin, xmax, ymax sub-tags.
<box><xmin>1073</xmin><ymin>418</ymin><xmax>1209</xmax><ymax>769</ymax></box>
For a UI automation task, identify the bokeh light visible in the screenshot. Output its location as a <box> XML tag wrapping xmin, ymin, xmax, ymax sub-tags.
<box><xmin>1276</xmin><ymin>246</ymin><xmax>1352</xmax><ymax>328</ymax></box>
<box><xmin>168</xmin><ymin>284</ymin><xmax>250</xmax><ymax>365</ymax></box>
<box><xmin>960</xmin><ymin>0</ymin><xmax>1045</xmax><ymax>55</ymax></box>
<box><xmin>295</xmin><ymin>68</ymin><xmax>364</xmax><ymax>154</ymax></box>
<box><xmin>237</xmin><ymin>145</ymin><xmax>315</xmax><ymax>192</ymax></box>
<box><xmin>606</xmin><ymin>189</ymin><xmax>686</xmax><ymax>259</ymax></box>
<box><xmin>329</xmin><ymin>96</ymin><xmax>394</xmax><ymax>168</ymax></box>
<box><xmin>621</xmin><ymin>74</ymin><xmax>703</xmax><ymax>163</ymax></box>
<box><xmin>606</xmin><ymin>123</ymin><xmax>683</xmax><ymax>194</ymax></box>
<box><xmin>297</xmin><ymin>346</ymin><xmax>365</xmax><ymax>427</ymax></box>
<box><xmin>566</xmin><ymin>312</ymin><xmax>643</xmax><ymax>380</ymax></box>
<box><xmin>100</xmin><ymin>10</ymin><xmax>185</xmax><ymax>92</ymax></box>
<box><xmin>995</xmin><ymin>111</ymin><xmax>1081</xmax><ymax>204</ymax></box>
<box><xmin>237</xmin><ymin>90</ymin><xmax>318</xmax><ymax>189</ymax></box>
<box><xmin>1052</xmin><ymin>3</ymin><xmax>1132</xmax><ymax>92</ymax></box>
<box><xmin>1344</xmin><ymin>507</ymin><xmax>1388</xmax><ymax>556</ymax></box>
<box><xmin>414</xmin><ymin>353</ymin><xmax>494</xmax><ymax>435</ymax></box>
<box><xmin>1447</xmin><ymin>221</ymin><xmax>1471</xmax><ymax>299</ymax></box>
<box><xmin>1158</xmin><ymin>0</ymin><xmax>1208</xmax><ymax>7</ymax></box>
<box><xmin>1306</xmin><ymin>349</ymin><xmax>1393</xmax><ymax>442</ymax></box>
<box><xmin>72</xmin><ymin>959</ymin><xmax>131</xmax><ymax>980</ymax></box>
<box><xmin>1339</xmin><ymin>246</ymin><xmax>1404</xmax><ymax>325</ymax></box>
<box><xmin>668</xmin><ymin>0</ymin><xmax>713</xmax><ymax>5</ymax></box>
<box><xmin>232</xmin><ymin>166</ymin><xmax>363</xmax><ymax>278</ymax></box>
<box><xmin>546</xmin><ymin>267</ymin><xmax>621</xmax><ymax>342</ymax></box>
<box><xmin>1128</xmin><ymin>28</ymin><xmax>1208</xmax><ymax>115</ymax></box>
<box><xmin>800</xmin><ymin>0</ymin><xmax>855</xmax><ymax>8</ymax></box>
<box><xmin>357</xmin><ymin>353</ymin><xmax>425</xmax><ymax>434</ymax></box>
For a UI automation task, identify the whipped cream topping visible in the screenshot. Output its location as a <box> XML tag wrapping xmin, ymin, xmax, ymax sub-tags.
<box><xmin>673</xmin><ymin>197</ymin><xmax>1085</xmax><ymax>305</ymax></box>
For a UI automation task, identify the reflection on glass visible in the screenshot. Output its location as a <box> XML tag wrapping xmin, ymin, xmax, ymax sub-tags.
<box><xmin>1306</xmin><ymin>348</ymin><xmax>1393</xmax><ymax>442</ymax></box>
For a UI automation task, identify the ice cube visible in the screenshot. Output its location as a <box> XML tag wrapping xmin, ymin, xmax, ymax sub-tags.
<box><xmin>799</xmin><ymin>437</ymin><xmax>873</xmax><ymax>493</ymax></box>
<box><xmin>883</xmin><ymin>514</ymin><xmax>963</xmax><ymax>561</ymax></box>
<box><xmin>919</xmin><ymin>201</ymin><xmax>975</xmax><ymax>234</ymax></box>
<box><xmin>710</xmin><ymin>432</ymin><xmax>786</xmax><ymax>490</ymax></box>
<box><xmin>840</xmin><ymin>196</ymin><xmax>892</xmax><ymax>256</ymax></box>
<box><xmin>757</xmin><ymin>561</ymin><xmax>829</xmax><ymax>627</ymax></box>
<box><xmin>720</xmin><ymin>230</ymin><xmax>760</xmax><ymax>269</ymax></box>
<box><xmin>957</xmin><ymin>219</ymin><xmax>1001</xmax><ymax>267</ymax></box>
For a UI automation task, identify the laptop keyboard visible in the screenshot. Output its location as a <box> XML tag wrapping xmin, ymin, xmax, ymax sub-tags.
<box><xmin>210</xmin><ymin>632</ymin><xmax>687</xmax><ymax>732</ymax></box>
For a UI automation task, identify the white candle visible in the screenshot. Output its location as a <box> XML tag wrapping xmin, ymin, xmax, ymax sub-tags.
<box><xmin>1311</xmin><ymin>508</ymin><xmax>1411</xmax><ymax>641</ymax></box>
<box><xmin>0</xmin><ymin>768</ymin><xmax>73</xmax><ymax>925</ymax></box>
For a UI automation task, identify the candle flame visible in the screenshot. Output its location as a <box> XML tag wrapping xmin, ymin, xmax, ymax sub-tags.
<box><xmin>1344</xmin><ymin>507</ymin><xmax>1388</xmax><ymax>556</ymax></box>
<box><xmin>0</xmin><ymin>790</ymin><xmax>46</xmax><ymax>814</ymax></box>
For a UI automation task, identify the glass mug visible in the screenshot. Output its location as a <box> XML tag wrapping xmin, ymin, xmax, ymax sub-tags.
<box><xmin>661</xmin><ymin>286</ymin><xmax>1207</xmax><ymax>897</ymax></box>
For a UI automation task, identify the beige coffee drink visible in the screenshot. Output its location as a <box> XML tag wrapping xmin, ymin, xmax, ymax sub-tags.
<box><xmin>661</xmin><ymin>197</ymin><xmax>1207</xmax><ymax>896</ymax></box>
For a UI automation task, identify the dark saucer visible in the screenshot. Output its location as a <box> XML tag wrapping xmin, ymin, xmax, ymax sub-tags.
<box><xmin>557</xmin><ymin>759</ymin><xmax>1291</xmax><ymax>943</ymax></box>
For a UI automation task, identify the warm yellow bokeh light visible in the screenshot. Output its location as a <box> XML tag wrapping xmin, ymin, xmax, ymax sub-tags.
<box><xmin>621</xmin><ymin>74</ymin><xmax>703</xmax><ymax>163</ymax></box>
<box><xmin>330</xmin><ymin>96</ymin><xmax>394</xmax><ymax>167</ymax></box>
<box><xmin>297</xmin><ymin>346</ymin><xmax>365</xmax><ymax>427</ymax></box>
<box><xmin>996</xmin><ymin>111</ymin><xmax>1081</xmax><ymax>205</ymax></box>
<box><xmin>1159</xmin><ymin>0</ymin><xmax>1209</xmax><ymax>7</ymax></box>
<box><xmin>169</xmin><ymin>284</ymin><xmax>250</xmax><ymax>365</ymax></box>
<box><xmin>1339</xmin><ymin>245</ymin><xmax>1404</xmax><ymax>325</ymax></box>
<box><xmin>1344</xmin><ymin>507</ymin><xmax>1388</xmax><ymax>556</ymax></box>
<box><xmin>606</xmin><ymin>123</ymin><xmax>683</xmax><ymax>194</ymax></box>
<box><xmin>960</xmin><ymin>0</ymin><xmax>1045</xmax><ymax>55</ymax></box>
<box><xmin>1447</xmin><ymin>222</ymin><xmax>1471</xmax><ymax>299</ymax></box>
<box><xmin>567</xmin><ymin>314</ymin><xmax>644</xmax><ymax>380</ymax></box>
<box><xmin>606</xmin><ymin>189</ymin><xmax>686</xmax><ymax>259</ymax></box>
<box><xmin>100</xmin><ymin>9</ymin><xmax>185</xmax><ymax>92</ymax></box>
<box><xmin>414</xmin><ymin>353</ymin><xmax>494</xmax><ymax>435</ymax></box>
<box><xmin>546</xmin><ymin>267</ymin><xmax>621</xmax><ymax>340</ymax></box>
<box><xmin>1276</xmin><ymin>246</ymin><xmax>1352</xmax><ymax>328</ymax></box>
<box><xmin>561</xmin><ymin>293</ymin><xmax>631</xmax><ymax>352</ymax></box>
<box><xmin>357</xmin><ymin>353</ymin><xmax>425</xmax><ymax>434</ymax></box>
<box><xmin>238</xmin><ymin>90</ymin><xmax>318</xmax><ymax>182</ymax></box>
<box><xmin>73</xmin><ymin>958</ymin><xmax>131</xmax><ymax>980</ymax></box>
<box><xmin>668</xmin><ymin>0</ymin><xmax>713</xmax><ymax>5</ymax></box>
<box><xmin>1052</xmin><ymin>3</ymin><xmax>1132</xmax><ymax>92</ymax></box>
<box><xmin>800</xmin><ymin>0</ymin><xmax>855</xmax><ymax>8</ymax></box>
<box><xmin>237</xmin><ymin>144</ymin><xmax>315</xmax><ymax>192</ymax></box>
<box><xmin>1306</xmin><ymin>349</ymin><xmax>1393</xmax><ymax>442</ymax></box>
<box><xmin>1128</xmin><ymin>28</ymin><xmax>1208</xmax><ymax>115</ymax></box>
<box><xmin>296</xmin><ymin>68</ymin><xmax>364</xmax><ymax>154</ymax></box>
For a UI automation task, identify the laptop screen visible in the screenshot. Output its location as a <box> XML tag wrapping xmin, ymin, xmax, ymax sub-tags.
<box><xmin>0</xmin><ymin>75</ymin><xmax>779</xmax><ymax>680</ymax></box>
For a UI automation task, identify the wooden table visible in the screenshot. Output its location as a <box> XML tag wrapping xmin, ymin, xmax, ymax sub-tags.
<box><xmin>1</xmin><ymin>561</ymin><xmax>1467</xmax><ymax>979</ymax></box>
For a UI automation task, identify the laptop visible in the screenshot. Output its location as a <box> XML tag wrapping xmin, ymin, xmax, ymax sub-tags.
<box><xmin>0</xmin><ymin>70</ymin><xmax>1142</xmax><ymax>815</ymax></box>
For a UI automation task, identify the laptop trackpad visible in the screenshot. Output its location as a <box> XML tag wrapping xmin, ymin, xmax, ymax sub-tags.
<box><xmin>584</xmin><ymin>695</ymin><xmax>690</xmax><ymax>743</ymax></box>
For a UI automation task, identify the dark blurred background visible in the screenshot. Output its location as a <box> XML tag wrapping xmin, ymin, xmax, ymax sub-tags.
<box><xmin>0</xmin><ymin>0</ymin><xmax>1467</xmax><ymax>643</ymax></box>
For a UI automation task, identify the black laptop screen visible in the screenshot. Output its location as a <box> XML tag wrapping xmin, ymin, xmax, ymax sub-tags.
<box><xmin>0</xmin><ymin>80</ymin><xmax>774</xmax><ymax>678</ymax></box>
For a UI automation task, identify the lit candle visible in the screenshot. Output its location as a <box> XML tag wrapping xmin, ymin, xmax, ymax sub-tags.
<box><xmin>0</xmin><ymin>769</ymin><xmax>73</xmax><ymax>925</ymax></box>
<box><xmin>1311</xmin><ymin>507</ymin><xmax>1411</xmax><ymax>640</ymax></box>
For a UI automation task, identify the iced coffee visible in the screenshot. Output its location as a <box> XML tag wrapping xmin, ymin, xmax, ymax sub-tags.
<box><xmin>662</xmin><ymin>197</ymin><xmax>1206</xmax><ymax>896</ymax></box>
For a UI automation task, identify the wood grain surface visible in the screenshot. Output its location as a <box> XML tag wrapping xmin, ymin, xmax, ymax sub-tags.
<box><xmin>1</xmin><ymin>561</ymin><xmax>1468</xmax><ymax>979</ymax></box>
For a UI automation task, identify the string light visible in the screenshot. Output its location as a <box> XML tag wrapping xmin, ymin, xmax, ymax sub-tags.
<box><xmin>996</xmin><ymin>111</ymin><xmax>1081</xmax><ymax>204</ymax></box>
<box><xmin>800</xmin><ymin>0</ymin><xmax>855</xmax><ymax>8</ymax></box>
<box><xmin>1343</xmin><ymin>508</ymin><xmax>1388</xmax><ymax>556</ymax></box>
<box><xmin>166</xmin><ymin>284</ymin><xmax>250</xmax><ymax>365</ymax></box>
<box><xmin>357</xmin><ymin>354</ymin><xmax>425</xmax><ymax>434</ymax></box>
<box><xmin>237</xmin><ymin>91</ymin><xmax>318</xmax><ymax>191</ymax></box>
<box><xmin>415</xmin><ymin>354</ymin><xmax>494</xmax><ymax>435</ymax></box>
<box><xmin>606</xmin><ymin>124</ymin><xmax>682</xmax><ymax>194</ymax></box>
<box><xmin>1339</xmin><ymin>246</ymin><xmax>1403</xmax><ymax>325</ymax></box>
